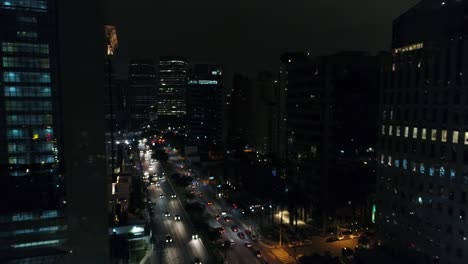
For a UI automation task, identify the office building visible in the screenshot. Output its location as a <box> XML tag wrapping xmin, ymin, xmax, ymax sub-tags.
<box><xmin>128</xmin><ymin>59</ymin><xmax>157</xmax><ymax>130</ymax></box>
<box><xmin>281</xmin><ymin>51</ymin><xmax>379</xmax><ymax>226</ymax></box>
<box><xmin>376</xmin><ymin>1</ymin><xmax>468</xmax><ymax>263</ymax></box>
<box><xmin>227</xmin><ymin>74</ymin><xmax>253</xmax><ymax>149</ymax></box>
<box><xmin>156</xmin><ymin>56</ymin><xmax>189</xmax><ymax>131</ymax></box>
<box><xmin>186</xmin><ymin>64</ymin><xmax>223</xmax><ymax>149</ymax></box>
<box><xmin>0</xmin><ymin>0</ymin><xmax>109</xmax><ymax>263</ymax></box>
<box><xmin>0</xmin><ymin>1</ymin><xmax>68</xmax><ymax>262</ymax></box>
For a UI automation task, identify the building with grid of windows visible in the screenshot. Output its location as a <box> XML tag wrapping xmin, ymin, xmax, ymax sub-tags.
<box><xmin>0</xmin><ymin>1</ymin><xmax>68</xmax><ymax>262</ymax></box>
<box><xmin>0</xmin><ymin>1</ymin><xmax>109</xmax><ymax>263</ymax></box>
<box><xmin>376</xmin><ymin>1</ymin><xmax>468</xmax><ymax>263</ymax></box>
<box><xmin>156</xmin><ymin>56</ymin><xmax>189</xmax><ymax>131</ymax></box>
<box><xmin>186</xmin><ymin>64</ymin><xmax>223</xmax><ymax>149</ymax></box>
<box><xmin>128</xmin><ymin>59</ymin><xmax>157</xmax><ymax>129</ymax></box>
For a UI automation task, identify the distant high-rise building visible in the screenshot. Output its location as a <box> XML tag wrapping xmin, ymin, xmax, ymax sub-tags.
<box><xmin>228</xmin><ymin>74</ymin><xmax>253</xmax><ymax>148</ymax></box>
<box><xmin>156</xmin><ymin>56</ymin><xmax>189</xmax><ymax>131</ymax></box>
<box><xmin>281</xmin><ymin>51</ymin><xmax>379</xmax><ymax>226</ymax></box>
<box><xmin>376</xmin><ymin>1</ymin><xmax>468</xmax><ymax>263</ymax></box>
<box><xmin>128</xmin><ymin>59</ymin><xmax>157</xmax><ymax>130</ymax></box>
<box><xmin>187</xmin><ymin>64</ymin><xmax>223</xmax><ymax>148</ymax></box>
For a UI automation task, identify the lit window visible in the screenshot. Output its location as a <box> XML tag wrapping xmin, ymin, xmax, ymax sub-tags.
<box><xmin>451</xmin><ymin>169</ymin><xmax>456</xmax><ymax>180</ymax></box>
<box><xmin>429</xmin><ymin>167</ymin><xmax>435</xmax><ymax>176</ymax></box>
<box><xmin>404</xmin><ymin>127</ymin><xmax>409</xmax><ymax>137</ymax></box>
<box><xmin>453</xmin><ymin>131</ymin><xmax>459</xmax><ymax>144</ymax></box>
<box><xmin>412</xmin><ymin>162</ymin><xmax>417</xmax><ymax>172</ymax></box>
<box><xmin>432</xmin><ymin>129</ymin><xmax>437</xmax><ymax>141</ymax></box>
<box><xmin>388</xmin><ymin>156</ymin><xmax>392</xmax><ymax>166</ymax></box>
<box><xmin>403</xmin><ymin>159</ymin><xmax>408</xmax><ymax>170</ymax></box>
<box><xmin>422</xmin><ymin>128</ymin><xmax>427</xmax><ymax>140</ymax></box>
<box><xmin>393</xmin><ymin>43</ymin><xmax>424</xmax><ymax>54</ymax></box>
<box><xmin>380</xmin><ymin>154</ymin><xmax>385</xmax><ymax>164</ymax></box>
<box><xmin>395</xmin><ymin>160</ymin><xmax>400</xmax><ymax>168</ymax></box>
<box><xmin>420</xmin><ymin>163</ymin><xmax>425</xmax><ymax>174</ymax></box>
<box><xmin>440</xmin><ymin>166</ymin><xmax>446</xmax><ymax>177</ymax></box>
<box><xmin>464</xmin><ymin>132</ymin><xmax>468</xmax><ymax>145</ymax></box>
<box><xmin>413</xmin><ymin>127</ymin><xmax>418</xmax><ymax>139</ymax></box>
<box><xmin>442</xmin><ymin>130</ymin><xmax>447</xmax><ymax>142</ymax></box>
<box><xmin>382</xmin><ymin>125</ymin><xmax>385</xmax><ymax>135</ymax></box>
<box><xmin>396</xmin><ymin>126</ymin><xmax>401</xmax><ymax>137</ymax></box>
<box><xmin>389</xmin><ymin>125</ymin><xmax>393</xmax><ymax>136</ymax></box>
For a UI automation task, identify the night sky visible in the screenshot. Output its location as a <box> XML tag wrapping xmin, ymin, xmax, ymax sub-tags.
<box><xmin>104</xmin><ymin>0</ymin><xmax>419</xmax><ymax>78</ymax></box>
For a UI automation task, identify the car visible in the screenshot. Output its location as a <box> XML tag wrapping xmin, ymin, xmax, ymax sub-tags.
<box><xmin>199</xmin><ymin>192</ymin><xmax>204</xmax><ymax>197</ymax></box>
<box><xmin>159</xmin><ymin>193</ymin><xmax>164</xmax><ymax>199</ymax></box>
<box><xmin>244</xmin><ymin>241</ymin><xmax>252</xmax><ymax>248</ymax></box>
<box><xmin>174</xmin><ymin>214</ymin><xmax>181</xmax><ymax>221</ymax></box>
<box><xmin>155</xmin><ymin>182</ymin><xmax>160</xmax><ymax>186</ymax></box>
<box><xmin>224</xmin><ymin>216</ymin><xmax>231</xmax><ymax>222</ymax></box>
<box><xmin>245</xmin><ymin>230</ymin><xmax>252</xmax><ymax>235</ymax></box>
<box><xmin>171</xmin><ymin>193</ymin><xmax>177</xmax><ymax>198</ymax></box>
<box><xmin>237</xmin><ymin>232</ymin><xmax>245</xmax><ymax>239</ymax></box>
<box><xmin>165</xmin><ymin>235</ymin><xmax>172</xmax><ymax>243</ymax></box>
<box><xmin>159</xmin><ymin>175</ymin><xmax>163</xmax><ymax>179</ymax></box>
<box><xmin>221</xmin><ymin>211</ymin><xmax>227</xmax><ymax>216</ymax></box>
<box><xmin>207</xmin><ymin>201</ymin><xmax>213</xmax><ymax>206</ymax></box>
<box><xmin>164</xmin><ymin>211</ymin><xmax>171</xmax><ymax>217</ymax></box>
<box><xmin>215</xmin><ymin>214</ymin><xmax>220</xmax><ymax>220</ymax></box>
<box><xmin>229</xmin><ymin>239</ymin><xmax>235</xmax><ymax>246</ymax></box>
<box><xmin>326</xmin><ymin>236</ymin><xmax>339</xmax><ymax>243</ymax></box>
<box><xmin>232</xmin><ymin>203</ymin><xmax>238</xmax><ymax>209</ymax></box>
<box><xmin>231</xmin><ymin>225</ymin><xmax>238</xmax><ymax>232</ymax></box>
<box><xmin>250</xmin><ymin>235</ymin><xmax>257</xmax><ymax>241</ymax></box>
<box><xmin>192</xmin><ymin>234</ymin><xmax>199</xmax><ymax>240</ymax></box>
<box><xmin>255</xmin><ymin>250</ymin><xmax>261</xmax><ymax>258</ymax></box>
<box><xmin>194</xmin><ymin>257</ymin><xmax>202</xmax><ymax>264</ymax></box>
<box><xmin>216</xmin><ymin>227</ymin><xmax>225</xmax><ymax>234</ymax></box>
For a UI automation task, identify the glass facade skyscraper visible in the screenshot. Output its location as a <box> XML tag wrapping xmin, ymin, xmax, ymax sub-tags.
<box><xmin>156</xmin><ymin>56</ymin><xmax>189</xmax><ymax>130</ymax></box>
<box><xmin>0</xmin><ymin>0</ymin><xmax>67</xmax><ymax>262</ymax></box>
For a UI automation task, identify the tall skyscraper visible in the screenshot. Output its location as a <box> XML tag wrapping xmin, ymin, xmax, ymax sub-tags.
<box><xmin>128</xmin><ymin>59</ymin><xmax>157</xmax><ymax>130</ymax></box>
<box><xmin>0</xmin><ymin>1</ymin><xmax>109</xmax><ymax>263</ymax></box>
<box><xmin>156</xmin><ymin>56</ymin><xmax>189</xmax><ymax>131</ymax></box>
<box><xmin>281</xmin><ymin>51</ymin><xmax>379</xmax><ymax>226</ymax></box>
<box><xmin>0</xmin><ymin>1</ymin><xmax>67</xmax><ymax>262</ymax></box>
<box><xmin>376</xmin><ymin>1</ymin><xmax>467</xmax><ymax>263</ymax></box>
<box><xmin>186</xmin><ymin>64</ymin><xmax>223</xmax><ymax>148</ymax></box>
<box><xmin>228</xmin><ymin>74</ymin><xmax>253</xmax><ymax>147</ymax></box>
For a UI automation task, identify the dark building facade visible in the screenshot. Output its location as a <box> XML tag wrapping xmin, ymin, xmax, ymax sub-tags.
<box><xmin>376</xmin><ymin>1</ymin><xmax>468</xmax><ymax>263</ymax></box>
<box><xmin>0</xmin><ymin>1</ymin><xmax>68</xmax><ymax>262</ymax></box>
<box><xmin>281</xmin><ymin>51</ymin><xmax>379</xmax><ymax>226</ymax></box>
<box><xmin>228</xmin><ymin>74</ymin><xmax>253</xmax><ymax>149</ymax></box>
<box><xmin>187</xmin><ymin>64</ymin><xmax>223</xmax><ymax>148</ymax></box>
<box><xmin>128</xmin><ymin>59</ymin><xmax>157</xmax><ymax>130</ymax></box>
<box><xmin>156</xmin><ymin>56</ymin><xmax>189</xmax><ymax>131</ymax></box>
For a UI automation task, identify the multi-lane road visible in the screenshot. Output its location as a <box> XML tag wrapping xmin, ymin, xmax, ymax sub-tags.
<box><xmin>140</xmin><ymin>146</ymin><xmax>209</xmax><ymax>264</ymax></box>
<box><xmin>165</xmin><ymin>148</ymin><xmax>281</xmax><ymax>264</ymax></box>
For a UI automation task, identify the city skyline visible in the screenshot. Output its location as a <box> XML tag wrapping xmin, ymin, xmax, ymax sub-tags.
<box><xmin>104</xmin><ymin>0</ymin><xmax>419</xmax><ymax>77</ymax></box>
<box><xmin>2</xmin><ymin>1</ymin><xmax>466</xmax><ymax>264</ymax></box>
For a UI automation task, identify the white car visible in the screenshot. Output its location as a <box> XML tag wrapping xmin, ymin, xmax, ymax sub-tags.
<box><xmin>174</xmin><ymin>215</ymin><xmax>181</xmax><ymax>221</ymax></box>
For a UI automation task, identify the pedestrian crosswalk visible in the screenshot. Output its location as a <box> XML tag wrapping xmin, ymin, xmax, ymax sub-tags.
<box><xmin>272</xmin><ymin>248</ymin><xmax>295</xmax><ymax>263</ymax></box>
